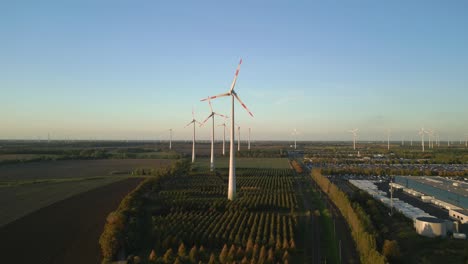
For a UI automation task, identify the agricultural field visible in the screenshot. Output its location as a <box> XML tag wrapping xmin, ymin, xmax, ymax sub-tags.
<box><xmin>194</xmin><ymin>157</ymin><xmax>291</xmax><ymax>169</ymax></box>
<box><xmin>0</xmin><ymin>159</ymin><xmax>172</xmax><ymax>181</ymax></box>
<box><xmin>0</xmin><ymin>158</ymin><xmax>172</xmax><ymax>226</ymax></box>
<box><xmin>0</xmin><ymin>176</ymin><xmax>126</xmax><ymax>226</ymax></box>
<box><xmin>103</xmin><ymin>166</ymin><xmax>301</xmax><ymax>263</ymax></box>
<box><xmin>0</xmin><ymin>178</ymin><xmax>143</xmax><ymax>264</ymax></box>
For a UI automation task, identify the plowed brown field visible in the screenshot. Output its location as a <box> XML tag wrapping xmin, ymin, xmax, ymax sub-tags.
<box><xmin>0</xmin><ymin>178</ymin><xmax>143</xmax><ymax>264</ymax></box>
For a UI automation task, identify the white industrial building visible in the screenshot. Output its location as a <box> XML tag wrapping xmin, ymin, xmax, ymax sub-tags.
<box><xmin>350</xmin><ymin>180</ymin><xmax>433</xmax><ymax>220</ymax></box>
<box><xmin>449</xmin><ymin>209</ymin><xmax>468</xmax><ymax>224</ymax></box>
<box><xmin>414</xmin><ymin>217</ymin><xmax>448</xmax><ymax>237</ymax></box>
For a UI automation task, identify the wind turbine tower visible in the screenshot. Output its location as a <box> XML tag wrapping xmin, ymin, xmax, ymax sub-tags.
<box><xmin>200</xmin><ymin>98</ymin><xmax>228</xmax><ymax>171</ymax></box>
<box><xmin>418</xmin><ymin>128</ymin><xmax>427</xmax><ymax>152</ymax></box>
<box><xmin>349</xmin><ymin>129</ymin><xmax>358</xmax><ymax>150</ymax></box>
<box><xmin>202</xmin><ymin>59</ymin><xmax>253</xmax><ymax>200</ymax></box>
<box><xmin>185</xmin><ymin>108</ymin><xmax>202</xmax><ymax>163</ymax></box>
<box><xmin>218</xmin><ymin>118</ymin><xmax>228</xmax><ymax>156</ymax></box>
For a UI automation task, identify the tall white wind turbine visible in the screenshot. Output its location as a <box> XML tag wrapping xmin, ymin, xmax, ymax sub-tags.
<box><xmin>465</xmin><ymin>133</ymin><xmax>468</xmax><ymax>148</ymax></box>
<box><xmin>349</xmin><ymin>129</ymin><xmax>358</xmax><ymax>150</ymax></box>
<box><xmin>185</xmin><ymin>108</ymin><xmax>202</xmax><ymax>163</ymax></box>
<box><xmin>201</xmin><ymin>59</ymin><xmax>253</xmax><ymax>200</ymax></box>
<box><xmin>200</xmin><ymin>98</ymin><xmax>228</xmax><ymax>171</ymax></box>
<box><xmin>418</xmin><ymin>128</ymin><xmax>427</xmax><ymax>152</ymax></box>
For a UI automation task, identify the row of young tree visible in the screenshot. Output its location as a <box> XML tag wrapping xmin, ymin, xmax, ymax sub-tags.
<box><xmin>132</xmin><ymin>242</ymin><xmax>293</xmax><ymax>264</ymax></box>
<box><xmin>99</xmin><ymin>159</ymin><xmax>192</xmax><ymax>263</ymax></box>
<box><xmin>311</xmin><ymin>169</ymin><xmax>386</xmax><ymax>264</ymax></box>
<box><xmin>145</xmin><ymin>169</ymin><xmax>299</xmax><ymax>263</ymax></box>
<box><xmin>150</xmin><ymin>211</ymin><xmax>296</xmax><ymax>251</ymax></box>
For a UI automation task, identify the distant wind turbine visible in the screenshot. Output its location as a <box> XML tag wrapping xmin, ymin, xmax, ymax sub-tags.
<box><xmin>218</xmin><ymin>117</ymin><xmax>229</xmax><ymax>156</ymax></box>
<box><xmin>292</xmin><ymin>129</ymin><xmax>298</xmax><ymax>150</ymax></box>
<box><xmin>349</xmin><ymin>129</ymin><xmax>358</xmax><ymax>150</ymax></box>
<box><xmin>185</xmin><ymin>107</ymin><xmax>202</xmax><ymax>163</ymax></box>
<box><xmin>426</xmin><ymin>129</ymin><xmax>434</xmax><ymax>149</ymax></box>
<box><xmin>202</xmin><ymin>59</ymin><xmax>253</xmax><ymax>200</ymax></box>
<box><xmin>418</xmin><ymin>128</ymin><xmax>427</xmax><ymax>152</ymax></box>
<box><xmin>200</xmin><ymin>98</ymin><xmax>228</xmax><ymax>171</ymax></box>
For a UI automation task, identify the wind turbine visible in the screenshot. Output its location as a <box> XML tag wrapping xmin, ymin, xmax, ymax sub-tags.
<box><xmin>348</xmin><ymin>129</ymin><xmax>358</xmax><ymax>150</ymax></box>
<box><xmin>418</xmin><ymin>128</ymin><xmax>427</xmax><ymax>152</ymax></box>
<box><xmin>200</xmin><ymin>98</ymin><xmax>228</xmax><ymax>171</ymax></box>
<box><xmin>465</xmin><ymin>133</ymin><xmax>468</xmax><ymax>148</ymax></box>
<box><xmin>201</xmin><ymin>59</ymin><xmax>253</xmax><ymax>200</ymax></box>
<box><xmin>185</xmin><ymin>108</ymin><xmax>202</xmax><ymax>163</ymax></box>
<box><xmin>292</xmin><ymin>129</ymin><xmax>298</xmax><ymax>150</ymax></box>
<box><xmin>427</xmin><ymin>129</ymin><xmax>434</xmax><ymax>149</ymax></box>
<box><xmin>218</xmin><ymin>117</ymin><xmax>229</xmax><ymax>156</ymax></box>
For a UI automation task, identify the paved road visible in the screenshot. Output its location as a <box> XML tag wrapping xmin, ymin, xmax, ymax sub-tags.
<box><xmin>294</xmin><ymin>175</ymin><xmax>321</xmax><ymax>263</ymax></box>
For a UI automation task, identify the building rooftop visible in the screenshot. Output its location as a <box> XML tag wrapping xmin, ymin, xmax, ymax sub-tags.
<box><xmin>416</xmin><ymin>217</ymin><xmax>445</xmax><ymax>223</ymax></box>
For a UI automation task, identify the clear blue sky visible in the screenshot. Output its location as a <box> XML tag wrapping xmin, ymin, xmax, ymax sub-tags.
<box><xmin>1</xmin><ymin>0</ymin><xmax>467</xmax><ymax>141</ymax></box>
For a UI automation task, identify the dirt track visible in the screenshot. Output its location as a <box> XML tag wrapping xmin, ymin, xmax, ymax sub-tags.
<box><xmin>0</xmin><ymin>178</ymin><xmax>143</xmax><ymax>264</ymax></box>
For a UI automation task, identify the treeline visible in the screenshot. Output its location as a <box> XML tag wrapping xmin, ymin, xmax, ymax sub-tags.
<box><xmin>235</xmin><ymin>149</ymin><xmax>288</xmax><ymax>158</ymax></box>
<box><xmin>134</xmin><ymin>241</ymin><xmax>293</xmax><ymax>264</ymax></box>
<box><xmin>0</xmin><ymin>148</ymin><xmax>182</xmax><ymax>166</ymax></box>
<box><xmin>311</xmin><ymin>169</ymin><xmax>386</xmax><ymax>264</ymax></box>
<box><xmin>99</xmin><ymin>159</ymin><xmax>191</xmax><ymax>263</ymax></box>
<box><xmin>320</xmin><ymin>166</ymin><xmax>468</xmax><ymax>177</ymax></box>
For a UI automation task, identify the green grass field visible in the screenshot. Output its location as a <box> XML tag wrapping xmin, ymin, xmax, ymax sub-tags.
<box><xmin>194</xmin><ymin>157</ymin><xmax>290</xmax><ymax>169</ymax></box>
<box><xmin>0</xmin><ymin>176</ymin><xmax>129</xmax><ymax>227</ymax></box>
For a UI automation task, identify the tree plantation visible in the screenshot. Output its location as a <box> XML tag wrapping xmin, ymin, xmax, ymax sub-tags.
<box><xmin>100</xmin><ymin>160</ymin><xmax>299</xmax><ymax>264</ymax></box>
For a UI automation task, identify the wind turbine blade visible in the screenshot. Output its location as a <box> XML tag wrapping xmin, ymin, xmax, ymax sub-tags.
<box><xmin>201</xmin><ymin>93</ymin><xmax>230</xmax><ymax>101</ymax></box>
<box><xmin>208</xmin><ymin>98</ymin><xmax>213</xmax><ymax>113</ymax></box>
<box><xmin>185</xmin><ymin>120</ymin><xmax>194</xmax><ymax>128</ymax></box>
<box><xmin>192</xmin><ymin>106</ymin><xmax>195</xmax><ymax>119</ymax></box>
<box><xmin>233</xmin><ymin>92</ymin><xmax>254</xmax><ymax>117</ymax></box>
<box><xmin>215</xmin><ymin>113</ymin><xmax>229</xmax><ymax>118</ymax></box>
<box><xmin>200</xmin><ymin>114</ymin><xmax>213</xmax><ymax>126</ymax></box>
<box><xmin>229</xmin><ymin>58</ymin><xmax>242</xmax><ymax>93</ymax></box>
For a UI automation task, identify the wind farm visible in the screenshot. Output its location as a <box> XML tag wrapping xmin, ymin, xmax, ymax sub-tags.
<box><xmin>1</xmin><ymin>2</ymin><xmax>468</xmax><ymax>264</ymax></box>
